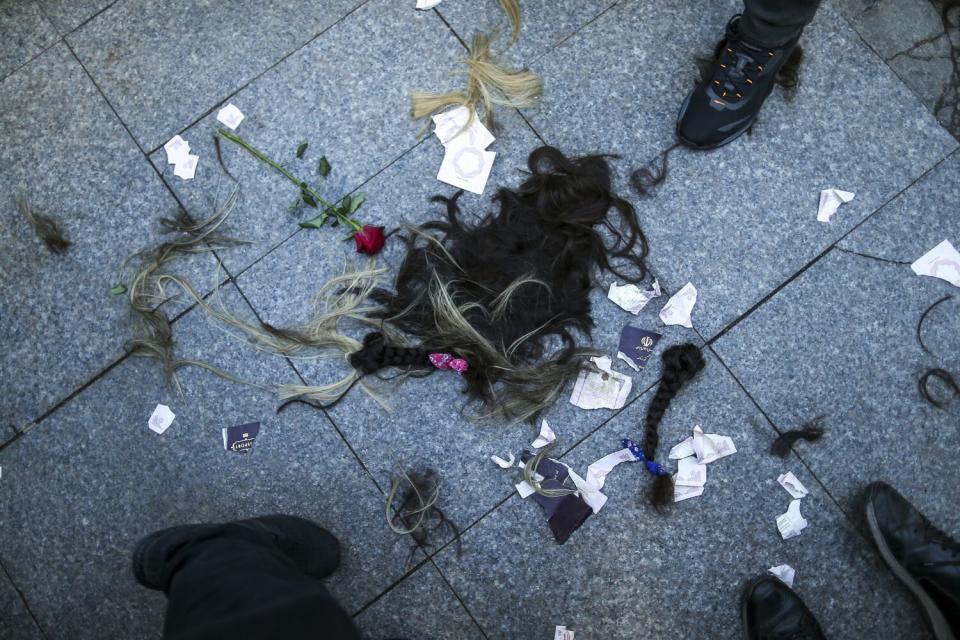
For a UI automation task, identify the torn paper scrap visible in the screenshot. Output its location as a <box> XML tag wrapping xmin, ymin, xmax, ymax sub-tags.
<box><xmin>569</xmin><ymin>356</ymin><xmax>632</xmax><ymax>410</ymax></box>
<box><xmin>491</xmin><ymin>453</ymin><xmax>515</xmax><ymax>468</ymax></box>
<box><xmin>673</xmin><ymin>481</ymin><xmax>705</xmax><ymax>502</ymax></box>
<box><xmin>669</xmin><ymin>435</ymin><xmax>695</xmax><ymax>460</ymax></box>
<box><xmin>173</xmin><ymin>154</ymin><xmax>199</xmax><ymax>180</ymax></box>
<box><xmin>515</xmin><ymin>480</ymin><xmax>537</xmax><ymax>499</ymax></box>
<box><xmin>675</xmin><ymin>456</ymin><xmax>707</xmax><ymax>487</ymax></box>
<box><xmin>164</xmin><ymin>135</ymin><xmax>191</xmax><ymax>165</ymax></box>
<box><xmin>777</xmin><ymin>472</ymin><xmax>809</xmax><ymax>499</ymax></box>
<box><xmin>911</xmin><ymin>240</ymin><xmax>960</xmax><ymax>288</ymax></box>
<box><xmin>608</xmin><ymin>280</ymin><xmax>661</xmax><ymax>315</ymax></box>
<box><xmin>531</xmin><ymin>419</ymin><xmax>556</xmax><ymax>448</ymax></box>
<box><xmin>432</xmin><ymin>106</ymin><xmax>494</xmax><ymax>149</ymax></box>
<box><xmin>567</xmin><ymin>468</ymin><xmax>608</xmax><ymax>513</ymax></box>
<box><xmin>216</xmin><ymin>103</ymin><xmax>245</xmax><ymax>130</ymax></box>
<box><xmin>437</xmin><ymin>147</ymin><xmax>496</xmax><ymax>195</ymax></box>
<box><xmin>692</xmin><ymin>425</ymin><xmax>737</xmax><ymax>464</ymax></box>
<box><xmin>416</xmin><ymin>0</ymin><xmax>443</xmax><ymax>8</ymax></box>
<box><xmin>616</xmin><ymin>326</ymin><xmax>662</xmax><ymax>372</ymax></box>
<box><xmin>555</xmin><ymin>626</ymin><xmax>575</xmax><ymax>640</ymax></box>
<box><xmin>777</xmin><ymin>499</ymin><xmax>809</xmax><ymax>540</ymax></box>
<box><xmin>659</xmin><ymin>282</ymin><xmax>697</xmax><ymax>328</ymax></box>
<box><xmin>148</xmin><ymin>404</ymin><xmax>175</xmax><ymax>434</ymax></box>
<box><xmin>769</xmin><ymin>564</ymin><xmax>796</xmax><ymax>587</ymax></box>
<box><xmin>584</xmin><ymin>448</ymin><xmax>637</xmax><ymax>492</ymax></box>
<box><xmin>816</xmin><ymin>189</ymin><xmax>855</xmax><ymax>222</ymax></box>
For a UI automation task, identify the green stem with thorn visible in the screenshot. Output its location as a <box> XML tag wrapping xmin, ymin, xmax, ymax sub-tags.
<box><xmin>217</xmin><ymin>128</ymin><xmax>363</xmax><ymax>233</ymax></box>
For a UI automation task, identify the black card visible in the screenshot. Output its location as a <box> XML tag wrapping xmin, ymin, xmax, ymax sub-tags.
<box><xmin>617</xmin><ymin>326</ymin><xmax>662</xmax><ymax>372</ymax></box>
<box><xmin>222</xmin><ymin>421</ymin><xmax>260</xmax><ymax>454</ymax></box>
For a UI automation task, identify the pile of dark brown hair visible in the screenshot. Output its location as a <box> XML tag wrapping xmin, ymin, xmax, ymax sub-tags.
<box><xmin>351</xmin><ymin>145</ymin><xmax>649</xmax><ymax>422</ymax></box>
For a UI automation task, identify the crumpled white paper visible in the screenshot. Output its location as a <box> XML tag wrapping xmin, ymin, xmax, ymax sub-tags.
<box><xmin>691</xmin><ymin>425</ymin><xmax>737</xmax><ymax>464</ymax></box>
<box><xmin>608</xmin><ymin>280</ymin><xmax>661</xmax><ymax>315</ymax></box>
<box><xmin>569</xmin><ymin>356</ymin><xmax>632</xmax><ymax>410</ymax></box>
<box><xmin>777</xmin><ymin>472</ymin><xmax>809</xmax><ymax>499</ymax></box>
<box><xmin>531</xmin><ymin>419</ymin><xmax>556</xmax><ymax>448</ymax></box>
<box><xmin>675</xmin><ymin>456</ymin><xmax>707</xmax><ymax>487</ymax></box>
<box><xmin>912</xmin><ymin>239</ymin><xmax>960</xmax><ymax>288</ymax></box>
<box><xmin>777</xmin><ymin>499</ymin><xmax>808</xmax><ymax>540</ymax></box>
<box><xmin>659</xmin><ymin>282</ymin><xmax>697</xmax><ymax>328</ymax></box>
<box><xmin>433</xmin><ymin>106</ymin><xmax>496</xmax><ymax>195</ymax></box>
<box><xmin>567</xmin><ymin>448</ymin><xmax>638</xmax><ymax>514</ymax></box>
<box><xmin>490</xmin><ymin>453</ymin><xmax>515</xmax><ymax>468</ymax></box>
<box><xmin>673</xmin><ymin>482</ymin><xmax>705</xmax><ymax>502</ymax></box>
<box><xmin>216</xmin><ymin>103</ymin><xmax>245</xmax><ymax>130</ymax></box>
<box><xmin>173</xmin><ymin>154</ymin><xmax>199</xmax><ymax>180</ymax></box>
<box><xmin>416</xmin><ymin>0</ymin><xmax>443</xmax><ymax>8</ymax></box>
<box><xmin>148</xmin><ymin>404</ymin><xmax>175</xmax><ymax>434</ymax></box>
<box><xmin>768</xmin><ymin>564</ymin><xmax>796</xmax><ymax>587</ymax></box>
<box><xmin>817</xmin><ymin>189</ymin><xmax>855</xmax><ymax>222</ymax></box>
<box><xmin>164</xmin><ymin>135</ymin><xmax>191</xmax><ymax>165</ymax></box>
<box><xmin>554</xmin><ymin>626</ymin><xmax>575</xmax><ymax>640</ymax></box>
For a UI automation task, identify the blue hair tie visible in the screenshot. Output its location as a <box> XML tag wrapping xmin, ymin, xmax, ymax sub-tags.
<box><xmin>622</xmin><ymin>438</ymin><xmax>669</xmax><ymax>477</ymax></box>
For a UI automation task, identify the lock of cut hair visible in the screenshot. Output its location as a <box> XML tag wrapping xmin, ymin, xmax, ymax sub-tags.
<box><xmin>640</xmin><ymin>343</ymin><xmax>706</xmax><ymax>509</ymax></box>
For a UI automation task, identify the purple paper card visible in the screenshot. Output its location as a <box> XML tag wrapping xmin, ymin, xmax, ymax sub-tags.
<box><xmin>222</xmin><ymin>421</ymin><xmax>260</xmax><ymax>454</ymax></box>
<box><xmin>617</xmin><ymin>326</ymin><xmax>662</xmax><ymax>372</ymax></box>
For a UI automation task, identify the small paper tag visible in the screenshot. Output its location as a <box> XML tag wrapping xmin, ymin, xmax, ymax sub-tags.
<box><xmin>223</xmin><ymin>421</ymin><xmax>260</xmax><ymax>454</ymax></box>
<box><xmin>148</xmin><ymin>404</ymin><xmax>175</xmax><ymax>434</ymax></box>
<box><xmin>616</xmin><ymin>326</ymin><xmax>662</xmax><ymax>372</ymax></box>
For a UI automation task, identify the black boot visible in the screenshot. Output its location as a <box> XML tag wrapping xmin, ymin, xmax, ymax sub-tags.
<box><xmin>132</xmin><ymin>514</ymin><xmax>341</xmax><ymax>591</ymax></box>
<box><xmin>741</xmin><ymin>575</ymin><xmax>826</xmax><ymax>639</ymax></box>
<box><xmin>865</xmin><ymin>482</ymin><xmax>960</xmax><ymax>640</ymax></box>
<box><xmin>677</xmin><ymin>16</ymin><xmax>799</xmax><ymax>149</ymax></box>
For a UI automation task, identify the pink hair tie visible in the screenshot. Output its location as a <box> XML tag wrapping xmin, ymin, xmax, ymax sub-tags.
<box><xmin>429</xmin><ymin>352</ymin><xmax>469</xmax><ymax>375</ymax></box>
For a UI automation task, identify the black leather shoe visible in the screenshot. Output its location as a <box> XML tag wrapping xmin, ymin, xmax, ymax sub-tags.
<box><xmin>677</xmin><ymin>16</ymin><xmax>799</xmax><ymax>149</ymax></box>
<box><xmin>132</xmin><ymin>515</ymin><xmax>340</xmax><ymax>591</ymax></box>
<box><xmin>741</xmin><ymin>575</ymin><xmax>826</xmax><ymax>639</ymax></box>
<box><xmin>865</xmin><ymin>482</ymin><xmax>959</xmax><ymax>640</ymax></box>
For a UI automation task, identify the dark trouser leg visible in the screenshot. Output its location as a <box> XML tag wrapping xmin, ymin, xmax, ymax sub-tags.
<box><xmin>160</xmin><ymin>524</ymin><xmax>361</xmax><ymax>640</ymax></box>
<box><xmin>740</xmin><ymin>0</ymin><xmax>822</xmax><ymax>47</ymax></box>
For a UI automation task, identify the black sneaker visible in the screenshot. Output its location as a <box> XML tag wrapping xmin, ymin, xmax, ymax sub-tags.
<box><xmin>677</xmin><ymin>16</ymin><xmax>799</xmax><ymax>149</ymax></box>
<box><xmin>132</xmin><ymin>515</ymin><xmax>341</xmax><ymax>591</ymax></box>
<box><xmin>741</xmin><ymin>575</ymin><xmax>827</xmax><ymax>639</ymax></box>
<box><xmin>865</xmin><ymin>482</ymin><xmax>960</xmax><ymax>640</ymax></box>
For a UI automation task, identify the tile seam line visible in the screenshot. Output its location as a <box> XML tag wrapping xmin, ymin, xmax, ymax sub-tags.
<box><xmin>138</xmin><ymin>0</ymin><xmax>373</xmax><ymax>156</ymax></box>
<box><xmin>225</xmin><ymin>278</ymin><xmax>388</xmax><ymax>496</ymax></box>
<box><xmin>426</xmin><ymin>555</ymin><xmax>492</xmax><ymax>640</ymax></box>
<box><xmin>704</xmin><ymin>343</ymin><xmax>904</xmax><ymax>552</ymax></box>
<box><xmin>832</xmin><ymin>0</ymin><xmax>958</xmax><ymax>141</ymax></box>
<box><xmin>0</xmin><ymin>35</ymin><xmax>61</xmax><ymax>85</ymax></box>
<box><xmin>705</xmin><ymin>148</ymin><xmax>957</xmax><ymax>346</ymax></box>
<box><xmin>0</xmin><ymin>555</ymin><xmax>51</xmax><ymax>640</ymax></box>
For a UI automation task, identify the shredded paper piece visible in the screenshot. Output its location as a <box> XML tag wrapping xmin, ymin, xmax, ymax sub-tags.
<box><xmin>912</xmin><ymin>239</ymin><xmax>960</xmax><ymax>288</ymax></box>
<box><xmin>433</xmin><ymin>106</ymin><xmax>496</xmax><ymax>195</ymax></box>
<box><xmin>768</xmin><ymin>564</ymin><xmax>796</xmax><ymax>587</ymax></box>
<box><xmin>816</xmin><ymin>189</ymin><xmax>855</xmax><ymax>222</ymax></box>
<box><xmin>223</xmin><ymin>421</ymin><xmax>260</xmax><ymax>454</ymax></box>
<box><xmin>531</xmin><ymin>419</ymin><xmax>556</xmax><ymax>448</ymax></box>
<box><xmin>173</xmin><ymin>154</ymin><xmax>199</xmax><ymax>180</ymax></box>
<box><xmin>164</xmin><ymin>135</ymin><xmax>190</xmax><ymax>165</ymax></box>
<box><xmin>416</xmin><ymin>0</ymin><xmax>443</xmax><ymax>8</ymax></box>
<box><xmin>569</xmin><ymin>356</ymin><xmax>632</xmax><ymax>410</ymax></box>
<box><xmin>659</xmin><ymin>282</ymin><xmax>697</xmax><ymax>328</ymax></box>
<box><xmin>608</xmin><ymin>280</ymin><xmax>661</xmax><ymax>315</ymax></box>
<box><xmin>554</xmin><ymin>626</ymin><xmax>575</xmax><ymax>640</ymax></box>
<box><xmin>491</xmin><ymin>453</ymin><xmax>515</xmax><ymax>468</ymax></box>
<box><xmin>777</xmin><ymin>472</ymin><xmax>809</xmax><ymax>499</ymax></box>
<box><xmin>148</xmin><ymin>404</ymin><xmax>175</xmax><ymax>435</ymax></box>
<box><xmin>568</xmin><ymin>448</ymin><xmax>638</xmax><ymax>514</ymax></box>
<box><xmin>674</xmin><ymin>456</ymin><xmax>707</xmax><ymax>487</ymax></box>
<box><xmin>216</xmin><ymin>103</ymin><xmax>245</xmax><ymax>130</ymax></box>
<box><xmin>673</xmin><ymin>482</ymin><xmax>705</xmax><ymax>502</ymax></box>
<box><xmin>669</xmin><ymin>436</ymin><xmax>695</xmax><ymax>460</ymax></box>
<box><xmin>777</xmin><ymin>499</ymin><xmax>809</xmax><ymax>540</ymax></box>
<box><xmin>691</xmin><ymin>425</ymin><xmax>737</xmax><ymax>464</ymax></box>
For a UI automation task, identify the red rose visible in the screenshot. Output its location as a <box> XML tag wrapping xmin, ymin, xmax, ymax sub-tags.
<box><xmin>353</xmin><ymin>225</ymin><xmax>386</xmax><ymax>255</ymax></box>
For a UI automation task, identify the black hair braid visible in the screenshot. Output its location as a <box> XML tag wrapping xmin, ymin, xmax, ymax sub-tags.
<box><xmin>349</xmin><ymin>332</ymin><xmax>431</xmax><ymax>374</ymax></box>
<box><xmin>642</xmin><ymin>343</ymin><xmax>706</xmax><ymax>508</ymax></box>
